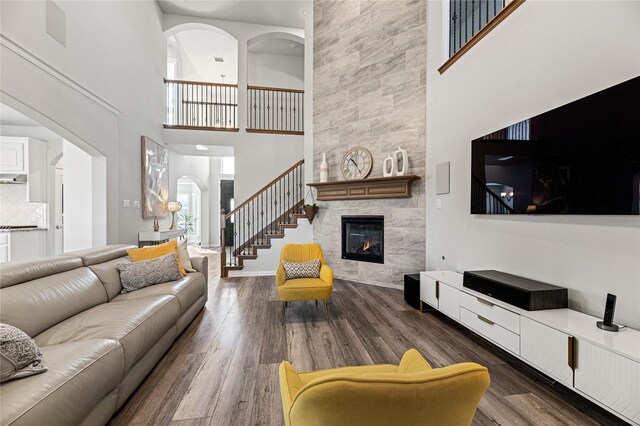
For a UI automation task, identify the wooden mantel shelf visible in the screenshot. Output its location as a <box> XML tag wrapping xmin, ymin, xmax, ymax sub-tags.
<box><xmin>307</xmin><ymin>175</ymin><xmax>420</xmax><ymax>201</ymax></box>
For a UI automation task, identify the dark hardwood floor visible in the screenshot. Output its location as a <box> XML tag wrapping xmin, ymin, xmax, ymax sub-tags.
<box><xmin>110</xmin><ymin>252</ymin><xmax>625</xmax><ymax>425</ymax></box>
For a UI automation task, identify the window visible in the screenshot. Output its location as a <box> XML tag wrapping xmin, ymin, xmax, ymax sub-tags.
<box><xmin>439</xmin><ymin>0</ymin><xmax>525</xmax><ymax>74</ymax></box>
<box><xmin>221</xmin><ymin>157</ymin><xmax>234</xmax><ymax>175</ymax></box>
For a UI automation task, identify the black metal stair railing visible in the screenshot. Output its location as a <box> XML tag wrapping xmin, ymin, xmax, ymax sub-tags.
<box><xmin>220</xmin><ymin>160</ymin><xmax>305</xmax><ymax>276</ymax></box>
<box><xmin>449</xmin><ymin>0</ymin><xmax>506</xmax><ymax>56</ymax></box>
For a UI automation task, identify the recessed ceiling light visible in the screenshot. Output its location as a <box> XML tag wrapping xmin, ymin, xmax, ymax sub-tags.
<box><xmin>196</xmin><ymin>145</ymin><xmax>208</xmax><ymax>151</ymax></box>
<box><xmin>214</xmin><ymin>57</ymin><xmax>224</xmax><ymax>63</ymax></box>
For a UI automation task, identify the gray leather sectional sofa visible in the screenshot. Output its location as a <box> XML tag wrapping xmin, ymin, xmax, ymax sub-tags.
<box><xmin>0</xmin><ymin>244</ymin><xmax>208</xmax><ymax>425</ymax></box>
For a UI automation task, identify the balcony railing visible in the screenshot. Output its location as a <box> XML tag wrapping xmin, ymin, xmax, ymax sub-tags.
<box><xmin>164</xmin><ymin>79</ymin><xmax>239</xmax><ymax>131</ymax></box>
<box><xmin>247</xmin><ymin>85</ymin><xmax>304</xmax><ymax>135</ymax></box>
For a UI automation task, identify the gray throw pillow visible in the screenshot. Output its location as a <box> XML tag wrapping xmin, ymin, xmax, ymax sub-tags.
<box><xmin>282</xmin><ymin>258</ymin><xmax>321</xmax><ymax>279</ymax></box>
<box><xmin>117</xmin><ymin>253</ymin><xmax>183</xmax><ymax>294</ymax></box>
<box><xmin>1</xmin><ymin>323</ymin><xmax>47</xmax><ymax>383</ymax></box>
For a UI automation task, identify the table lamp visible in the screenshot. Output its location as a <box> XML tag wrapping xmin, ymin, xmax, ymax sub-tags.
<box><xmin>167</xmin><ymin>201</ymin><xmax>182</xmax><ymax>230</ymax></box>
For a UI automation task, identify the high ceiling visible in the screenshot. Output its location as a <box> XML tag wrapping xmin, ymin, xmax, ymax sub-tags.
<box><xmin>157</xmin><ymin>0</ymin><xmax>310</xmax><ymax>29</ymax></box>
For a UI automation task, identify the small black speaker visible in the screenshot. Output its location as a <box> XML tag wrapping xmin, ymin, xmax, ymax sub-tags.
<box><xmin>404</xmin><ymin>274</ymin><xmax>421</xmax><ymax>310</ymax></box>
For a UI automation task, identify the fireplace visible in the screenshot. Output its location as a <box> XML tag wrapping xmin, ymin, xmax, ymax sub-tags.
<box><xmin>341</xmin><ymin>215</ymin><xmax>384</xmax><ymax>264</ymax></box>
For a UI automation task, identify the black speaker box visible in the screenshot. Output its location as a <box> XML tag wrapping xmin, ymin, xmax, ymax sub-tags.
<box><xmin>463</xmin><ymin>270</ymin><xmax>568</xmax><ymax>311</ymax></box>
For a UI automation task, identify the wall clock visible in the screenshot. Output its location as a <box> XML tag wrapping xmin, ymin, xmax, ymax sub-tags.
<box><xmin>342</xmin><ymin>147</ymin><xmax>373</xmax><ymax>180</ymax></box>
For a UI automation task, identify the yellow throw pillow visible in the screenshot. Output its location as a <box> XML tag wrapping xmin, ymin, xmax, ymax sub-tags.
<box><xmin>127</xmin><ymin>240</ymin><xmax>187</xmax><ymax>276</ymax></box>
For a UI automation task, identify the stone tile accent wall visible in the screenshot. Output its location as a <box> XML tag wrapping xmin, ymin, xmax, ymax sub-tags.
<box><xmin>313</xmin><ymin>0</ymin><xmax>426</xmax><ymax>287</ymax></box>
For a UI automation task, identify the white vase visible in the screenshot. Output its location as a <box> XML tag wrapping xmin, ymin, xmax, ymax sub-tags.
<box><xmin>383</xmin><ymin>155</ymin><xmax>395</xmax><ymax>177</ymax></box>
<box><xmin>320</xmin><ymin>153</ymin><xmax>329</xmax><ymax>182</ymax></box>
<box><xmin>394</xmin><ymin>146</ymin><xmax>408</xmax><ymax>176</ymax></box>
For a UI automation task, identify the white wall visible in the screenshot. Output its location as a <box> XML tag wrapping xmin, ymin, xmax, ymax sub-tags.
<box><xmin>1</xmin><ymin>0</ymin><xmax>166</xmax><ymax>245</ymax></box>
<box><xmin>425</xmin><ymin>1</ymin><xmax>640</xmax><ymax>328</ymax></box>
<box><xmin>248</xmin><ymin>52</ymin><xmax>303</xmax><ymax>89</ymax></box>
<box><xmin>63</xmin><ymin>140</ymin><xmax>92</xmax><ymax>251</ymax></box>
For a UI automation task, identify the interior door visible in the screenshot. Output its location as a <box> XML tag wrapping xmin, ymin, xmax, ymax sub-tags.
<box><xmin>220</xmin><ymin>180</ymin><xmax>234</xmax><ymax>247</ymax></box>
<box><xmin>54</xmin><ymin>168</ymin><xmax>64</xmax><ymax>254</ymax></box>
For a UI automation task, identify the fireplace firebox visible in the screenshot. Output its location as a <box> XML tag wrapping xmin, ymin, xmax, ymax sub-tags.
<box><xmin>341</xmin><ymin>215</ymin><xmax>384</xmax><ymax>264</ymax></box>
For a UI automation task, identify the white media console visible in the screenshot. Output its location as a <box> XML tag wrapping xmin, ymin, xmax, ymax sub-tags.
<box><xmin>420</xmin><ymin>270</ymin><xmax>640</xmax><ymax>425</ymax></box>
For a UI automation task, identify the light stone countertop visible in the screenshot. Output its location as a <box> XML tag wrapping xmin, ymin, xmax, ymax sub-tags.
<box><xmin>0</xmin><ymin>228</ymin><xmax>48</xmax><ymax>233</ymax></box>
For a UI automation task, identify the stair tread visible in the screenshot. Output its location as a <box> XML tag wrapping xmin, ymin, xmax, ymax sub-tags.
<box><xmin>223</xmin><ymin>265</ymin><xmax>244</xmax><ymax>270</ymax></box>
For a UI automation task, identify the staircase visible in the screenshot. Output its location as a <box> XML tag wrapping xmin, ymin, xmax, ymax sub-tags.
<box><xmin>221</xmin><ymin>160</ymin><xmax>306</xmax><ymax>277</ymax></box>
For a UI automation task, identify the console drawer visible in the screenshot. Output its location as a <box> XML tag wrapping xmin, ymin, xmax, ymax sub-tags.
<box><xmin>460</xmin><ymin>307</ymin><xmax>520</xmax><ymax>355</ymax></box>
<box><xmin>460</xmin><ymin>292</ymin><xmax>520</xmax><ymax>334</ymax></box>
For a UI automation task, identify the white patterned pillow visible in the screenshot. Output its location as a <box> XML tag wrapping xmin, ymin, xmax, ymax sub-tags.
<box><xmin>282</xmin><ymin>258</ymin><xmax>321</xmax><ymax>279</ymax></box>
<box><xmin>1</xmin><ymin>323</ymin><xmax>47</xmax><ymax>383</ymax></box>
<box><xmin>117</xmin><ymin>253</ymin><xmax>183</xmax><ymax>294</ymax></box>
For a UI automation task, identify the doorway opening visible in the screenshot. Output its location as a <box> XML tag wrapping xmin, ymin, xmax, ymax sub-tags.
<box><xmin>177</xmin><ymin>176</ymin><xmax>202</xmax><ymax>245</ymax></box>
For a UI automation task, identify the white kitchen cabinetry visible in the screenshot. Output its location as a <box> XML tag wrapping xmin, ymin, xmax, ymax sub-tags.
<box><xmin>0</xmin><ymin>233</ymin><xmax>10</xmax><ymax>263</ymax></box>
<box><xmin>420</xmin><ymin>270</ymin><xmax>640</xmax><ymax>425</ymax></box>
<box><xmin>0</xmin><ymin>137</ymin><xmax>47</xmax><ymax>202</ymax></box>
<box><xmin>10</xmin><ymin>231</ymin><xmax>46</xmax><ymax>261</ymax></box>
<box><xmin>0</xmin><ymin>137</ymin><xmax>27</xmax><ymax>173</ymax></box>
<box><xmin>521</xmin><ymin>316</ymin><xmax>574</xmax><ymax>387</ymax></box>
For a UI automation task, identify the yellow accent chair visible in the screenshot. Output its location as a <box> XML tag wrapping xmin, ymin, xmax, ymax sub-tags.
<box><xmin>279</xmin><ymin>349</ymin><xmax>490</xmax><ymax>426</ymax></box>
<box><xmin>276</xmin><ymin>244</ymin><xmax>333</xmax><ymax>324</ymax></box>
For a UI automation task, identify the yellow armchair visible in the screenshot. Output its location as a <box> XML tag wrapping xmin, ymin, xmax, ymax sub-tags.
<box><xmin>279</xmin><ymin>349</ymin><xmax>490</xmax><ymax>426</ymax></box>
<box><xmin>276</xmin><ymin>244</ymin><xmax>333</xmax><ymax>324</ymax></box>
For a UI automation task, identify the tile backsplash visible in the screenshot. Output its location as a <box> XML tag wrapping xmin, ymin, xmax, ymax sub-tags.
<box><xmin>0</xmin><ymin>184</ymin><xmax>46</xmax><ymax>227</ymax></box>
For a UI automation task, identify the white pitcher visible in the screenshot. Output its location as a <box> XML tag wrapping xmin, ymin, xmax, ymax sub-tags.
<box><xmin>383</xmin><ymin>155</ymin><xmax>395</xmax><ymax>177</ymax></box>
<box><xmin>394</xmin><ymin>146</ymin><xmax>408</xmax><ymax>176</ymax></box>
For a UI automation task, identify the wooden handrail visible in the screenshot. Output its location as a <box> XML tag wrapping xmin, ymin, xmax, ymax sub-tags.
<box><xmin>165</xmin><ymin>78</ymin><xmax>238</xmax><ymax>88</ymax></box>
<box><xmin>225</xmin><ymin>159</ymin><xmax>304</xmax><ymax>219</ymax></box>
<box><xmin>248</xmin><ymin>85</ymin><xmax>304</xmax><ymax>94</ymax></box>
<box><xmin>438</xmin><ymin>0</ymin><xmax>525</xmax><ymax>74</ymax></box>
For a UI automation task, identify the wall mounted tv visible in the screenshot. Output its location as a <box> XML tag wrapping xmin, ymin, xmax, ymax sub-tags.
<box><xmin>471</xmin><ymin>76</ymin><xmax>639</xmax><ymax>215</ymax></box>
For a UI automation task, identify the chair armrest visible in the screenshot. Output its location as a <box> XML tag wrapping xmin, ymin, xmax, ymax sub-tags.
<box><xmin>190</xmin><ymin>256</ymin><xmax>209</xmax><ymax>285</ymax></box>
<box><xmin>276</xmin><ymin>264</ymin><xmax>287</xmax><ymax>287</ymax></box>
<box><xmin>279</xmin><ymin>361</ymin><xmax>304</xmax><ymax>420</ymax></box>
<box><xmin>319</xmin><ymin>264</ymin><xmax>333</xmax><ymax>285</ymax></box>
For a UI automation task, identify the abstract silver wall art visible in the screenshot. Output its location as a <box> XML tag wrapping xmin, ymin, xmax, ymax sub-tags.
<box><xmin>141</xmin><ymin>136</ymin><xmax>169</xmax><ymax>218</ymax></box>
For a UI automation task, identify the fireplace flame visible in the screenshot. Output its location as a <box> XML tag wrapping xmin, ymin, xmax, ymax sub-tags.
<box><xmin>363</xmin><ymin>241</ymin><xmax>371</xmax><ymax>251</ymax></box>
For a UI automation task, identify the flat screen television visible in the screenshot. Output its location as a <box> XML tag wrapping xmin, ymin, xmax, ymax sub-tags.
<box><xmin>471</xmin><ymin>76</ymin><xmax>640</xmax><ymax>215</ymax></box>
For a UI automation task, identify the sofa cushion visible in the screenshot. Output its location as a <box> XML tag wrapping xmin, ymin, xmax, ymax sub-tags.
<box><xmin>113</xmin><ymin>272</ymin><xmax>206</xmax><ymax>315</ymax></box>
<box><xmin>34</xmin><ymin>296</ymin><xmax>180</xmax><ymax>372</ymax></box>
<box><xmin>117</xmin><ymin>253</ymin><xmax>183</xmax><ymax>294</ymax></box>
<box><xmin>0</xmin><ymin>323</ymin><xmax>47</xmax><ymax>383</ymax></box>
<box><xmin>177</xmin><ymin>238</ymin><xmax>196</xmax><ymax>272</ymax></box>
<box><xmin>88</xmin><ymin>256</ymin><xmax>130</xmax><ymax>300</ymax></box>
<box><xmin>0</xmin><ymin>267</ymin><xmax>109</xmax><ymax>338</ymax></box>
<box><xmin>0</xmin><ymin>257</ymin><xmax>83</xmax><ymax>288</ymax></box>
<box><xmin>127</xmin><ymin>241</ymin><xmax>187</xmax><ymax>276</ymax></box>
<box><xmin>283</xmin><ymin>258</ymin><xmax>321</xmax><ymax>279</ymax></box>
<box><xmin>66</xmin><ymin>244</ymin><xmax>135</xmax><ymax>267</ymax></box>
<box><xmin>0</xmin><ymin>339</ymin><xmax>122</xmax><ymax>426</ymax></box>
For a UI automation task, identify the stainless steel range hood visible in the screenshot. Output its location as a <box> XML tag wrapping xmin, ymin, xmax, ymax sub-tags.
<box><xmin>0</xmin><ymin>174</ymin><xmax>28</xmax><ymax>184</ymax></box>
